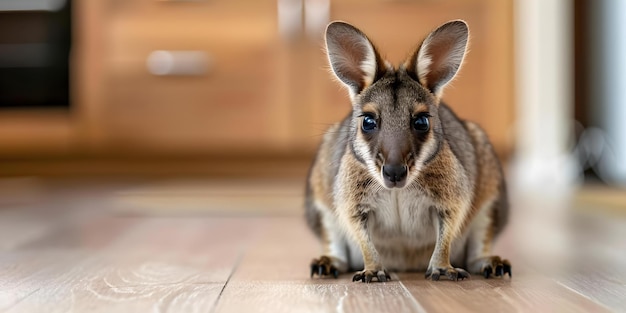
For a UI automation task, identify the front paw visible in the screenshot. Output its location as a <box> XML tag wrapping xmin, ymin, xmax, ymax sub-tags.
<box><xmin>352</xmin><ymin>269</ymin><xmax>391</xmax><ymax>283</ymax></box>
<box><xmin>425</xmin><ymin>266</ymin><xmax>470</xmax><ymax>281</ymax></box>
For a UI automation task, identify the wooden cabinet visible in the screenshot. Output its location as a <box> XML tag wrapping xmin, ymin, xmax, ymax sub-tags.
<box><xmin>0</xmin><ymin>0</ymin><xmax>513</xmax><ymax>159</ymax></box>
<box><xmin>92</xmin><ymin>0</ymin><xmax>512</xmax><ymax>157</ymax></box>
<box><xmin>91</xmin><ymin>0</ymin><xmax>295</xmax><ymax>154</ymax></box>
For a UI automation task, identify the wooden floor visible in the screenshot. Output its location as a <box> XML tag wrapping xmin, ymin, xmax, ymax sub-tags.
<box><xmin>0</xmin><ymin>178</ymin><xmax>624</xmax><ymax>312</ymax></box>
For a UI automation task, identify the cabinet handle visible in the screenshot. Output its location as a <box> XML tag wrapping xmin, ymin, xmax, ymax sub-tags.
<box><xmin>146</xmin><ymin>51</ymin><xmax>210</xmax><ymax>76</ymax></box>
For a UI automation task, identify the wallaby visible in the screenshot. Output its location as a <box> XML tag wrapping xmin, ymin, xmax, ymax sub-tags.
<box><xmin>305</xmin><ymin>20</ymin><xmax>510</xmax><ymax>282</ymax></box>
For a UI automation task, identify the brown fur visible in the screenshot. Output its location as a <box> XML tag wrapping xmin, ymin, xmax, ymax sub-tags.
<box><xmin>306</xmin><ymin>20</ymin><xmax>510</xmax><ymax>282</ymax></box>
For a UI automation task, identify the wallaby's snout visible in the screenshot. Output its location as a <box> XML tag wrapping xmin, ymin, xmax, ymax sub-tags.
<box><xmin>382</xmin><ymin>164</ymin><xmax>407</xmax><ymax>187</ymax></box>
<box><xmin>380</xmin><ymin>137</ymin><xmax>410</xmax><ymax>188</ymax></box>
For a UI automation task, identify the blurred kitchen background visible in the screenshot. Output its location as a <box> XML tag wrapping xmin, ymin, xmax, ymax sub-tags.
<box><xmin>0</xmin><ymin>0</ymin><xmax>625</xmax><ymax>247</ymax></box>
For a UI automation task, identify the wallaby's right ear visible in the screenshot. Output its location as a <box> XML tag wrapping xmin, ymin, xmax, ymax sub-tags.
<box><xmin>405</xmin><ymin>20</ymin><xmax>469</xmax><ymax>97</ymax></box>
<box><xmin>325</xmin><ymin>21</ymin><xmax>385</xmax><ymax>99</ymax></box>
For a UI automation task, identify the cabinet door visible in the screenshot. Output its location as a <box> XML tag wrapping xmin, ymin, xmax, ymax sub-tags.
<box><xmin>85</xmin><ymin>0</ymin><xmax>513</xmax><ymax>157</ymax></box>
<box><xmin>299</xmin><ymin>0</ymin><xmax>514</xmax><ymax>156</ymax></box>
<box><xmin>98</xmin><ymin>0</ymin><xmax>294</xmax><ymax>154</ymax></box>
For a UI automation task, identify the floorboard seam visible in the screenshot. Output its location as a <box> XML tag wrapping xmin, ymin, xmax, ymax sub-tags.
<box><xmin>396</xmin><ymin>278</ymin><xmax>429</xmax><ymax>313</ymax></box>
<box><xmin>555</xmin><ymin>279</ymin><xmax>614</xmax><ymax>312</ymax></box>
<box><xmin>209</xmin><ymin>250</ymin><xmax>244</xmax><ymax>313</ymax></box>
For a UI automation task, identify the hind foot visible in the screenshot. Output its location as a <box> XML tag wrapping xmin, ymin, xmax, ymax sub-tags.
<box><xmin>310</xmin><ymin>256</ymin><xmax>343</xmax><ymax>278</ymax></box>
<box><xmin>470</xmin><ymin>256</ymin><xmax>512</xmax><ymax>278</ymax></box>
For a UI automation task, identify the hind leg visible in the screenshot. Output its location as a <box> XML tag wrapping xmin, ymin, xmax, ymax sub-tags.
<box><xmin>465</xmin><ymin>199</ymin><xmax>512</xmax><ymax>278</ymax></box>
<box><xmin>310</xmin><ymin>210</ymin><xmax>351</xmax><ymax>278</ymax></box>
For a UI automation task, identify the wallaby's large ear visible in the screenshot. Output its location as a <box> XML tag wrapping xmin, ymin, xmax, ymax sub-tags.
<box><xmin>325</xmin><ymin>21</ymin><xmax>385</xmax><ymax>99</ymax></box>
<box><xmin>405</xmin><ymin>20</ymin><xmax>469</xmax><ymax>97</ymax></box>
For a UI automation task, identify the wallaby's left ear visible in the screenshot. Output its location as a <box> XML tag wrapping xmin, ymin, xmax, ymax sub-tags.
<box><xmin>405</xmin><ymin>20</ymin><xmax>469</xmax><ymax>97</ymax></box>
<box><xmin>325</xmin><ymin>21</ymin><xmax>386</xmax><ymax>99</ymax></box>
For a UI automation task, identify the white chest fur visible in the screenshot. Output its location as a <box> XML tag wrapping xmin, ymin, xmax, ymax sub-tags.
<box><xmin>369</xmin><ymin>189</ymin><xmax>438</xmax><ymax>247</ymax></box>
<box><xmin>356</xmin><ymin>188</ymin><xmax>466</xmax><ymax>271</ymax></box>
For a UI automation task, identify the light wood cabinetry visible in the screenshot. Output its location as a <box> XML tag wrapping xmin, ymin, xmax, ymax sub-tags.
<box><xmin>98</xmin><ymin>0</ymin><xmax>294</xmax><ymax>154</ymax></box>
<box><xmin>0</xmin><ymin>0</ymin><xmax>514</xmax><ymax>159</ymax></box>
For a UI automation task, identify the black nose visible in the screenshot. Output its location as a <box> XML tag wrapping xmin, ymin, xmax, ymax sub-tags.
<box><xmin>382</xmin><ymin>164</ymin><xmax>408</xmax><ymax>183</ymax></box>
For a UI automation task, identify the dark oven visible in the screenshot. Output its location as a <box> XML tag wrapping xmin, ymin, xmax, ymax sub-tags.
<box><xmin>0</xmin><ymin>0</ymin><xmax>72</xmax><ymax>109</ymax></box>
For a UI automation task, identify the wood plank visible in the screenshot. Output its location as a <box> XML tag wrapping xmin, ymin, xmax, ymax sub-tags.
<box><xmin>213</xmin><ymin>218</ymin><xmax>426</xmax><ymax>313</ymax></box>
<box><xmin>0</xmin><ymin>178</ymin><xmax>67</xmax><ymax>250</ymax></box>
<box><xmin>0</xmin><ymin>210</ymin><xmax>57</xmax><ymax>250</ymax></box>
<box><xmin>8</xmin><ymin>280</ymin><xmax>224</xmax><ymax>313</ymax></box>
<box><xmin>216</xmin><ymin>216</ymin><xmax>615</xmax><ymax>313</ymax></box>
<box><xmin>0</xmin><ymin>177</ymin><xmax>141</xmax><ymax>250</ymax></box>
<box><xmin>111</xmin><ymin>179</ymin><xmax>305</xmax><ymax>216</ymax></box>
<box><xmin>389</xmin><ymin>196</ymin><xmax>617</xmax><ymax>313</ymax></box>
<box><xmin>2</xmin><ymin>178</ymin><xmax>623</xmax><ymax>313</ymax></box>
<box><xmin>0</xmin><ymin>217</ymin><xmax>135</xmax><ymax>310</ymax></box>
<box><xmin>557</xmin><ymin>271</ymin><xmax>626</xmax><ymax>312</ymax></box>
<box><xmin>215</xmin><ymin>280</ymin><xmax>426</xmax><ymax>313</ymax></box>
<box><xmin>0</xmin><ymin>250</ymin><xmax>89</xmax><ymax>311</ymax></box>
<box><xmin>554</xmin><ymin>209</ymin><xmax>626</xmax><ymax>311</ymax></box>
<box><xmin>400</xmin><ymin>272</ymin><xmax>611</xmax><ymax>313</ymax></box>
<box><xmin>5</xmin><ymin>217</ymin><xmax>260</xmax><ymax>312</ymax></box>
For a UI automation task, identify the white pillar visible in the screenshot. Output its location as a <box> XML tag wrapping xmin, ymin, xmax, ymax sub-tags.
<box><xmin>511</xmin><ymin>0</ymin><xmax>577</xmax><ymax>196</ymax></box>
<box><xmin>597</xmin><ymin>0</ymin><xmax>626</xmax><ymax>185</ymax></box>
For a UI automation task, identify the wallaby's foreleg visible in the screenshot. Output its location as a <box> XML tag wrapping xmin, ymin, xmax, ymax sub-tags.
<box><xmin>425</xmin><ymin>204</ymin><xmax>471</xmax><ymax>281</ymax></box>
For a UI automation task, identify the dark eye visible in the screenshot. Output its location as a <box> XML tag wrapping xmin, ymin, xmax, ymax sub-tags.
<box><xmin>412</xmin><ymin>114</ymin><xmax>430</xmax><ymax>132</ymax></box>
<box><xmin>362</xmin><ymin>114</ymin><xmax>377</xmax><ymax>133</ymax></box>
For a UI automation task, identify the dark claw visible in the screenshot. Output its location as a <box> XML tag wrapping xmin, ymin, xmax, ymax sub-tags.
<box><xmin>424</xmin><ymin>270</ymin><xmax>431</xmax><ymax>279</ymax></box>
<box><xmin>377</xmin><ymin>273</ymin><xmax>387</xmax><ymax>282</ymax></box>
<box><xmin>431</xmin><ymin>272</ymin><xmax>440</xmax><ymax>281</ymax></box>
<box><xmin>365</xmin><ymin>275</ymin><xmax>373</xmax><ymax>283</ymax></box>
<box><xmin>318</xmin><ymin>265</ymin><xmax>324</xmax><ymax>277</ymax></box>
<box><xmin>311</xmin><ymin>264</ymin><xmax>317</xmax><ymax>278</ymax></box>
<box><xmin>448</xmin><ymin>271</ymin><xmax>458</xmax><ymax>281</ymax></box>
<box><xmin>333</xmin><ymin>269</ymin><xmax>339</xmax><ymax>278</ymax></box>
<box><xmin>495</xmin><ymin>265</ymin><xmax>504</xmax><ymax>277</ymax></box>
<box><xmin>483</xmin><ymin>266</ymin><xmax>492</xmax><ymax>279</ymax></box>
<box><xmin>458</xmin><ymin>269</ymin><xmax>470</xmax><ymax>280</ymax></box>
<box><xmin>503</xmin><ymin>263</ymin><xmax>512</xmax><ymax>277</ymax></box>
<box><xmin>353</xmin><ymin>274</ymin><xmax>362</xmax><ymax>282</ymax></box>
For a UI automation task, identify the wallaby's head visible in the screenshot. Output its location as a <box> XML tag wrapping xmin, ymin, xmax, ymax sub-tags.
<box><xmin>325</xmin><ymin>20</ymin><xmax>469</xmax><ymax>189</ymax></box>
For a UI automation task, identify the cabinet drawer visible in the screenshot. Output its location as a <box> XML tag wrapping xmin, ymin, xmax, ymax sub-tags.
<box><xmin>100</xmin><ymin>4</ymin><xmax>292</xmax><ymax>153</ymax></box>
